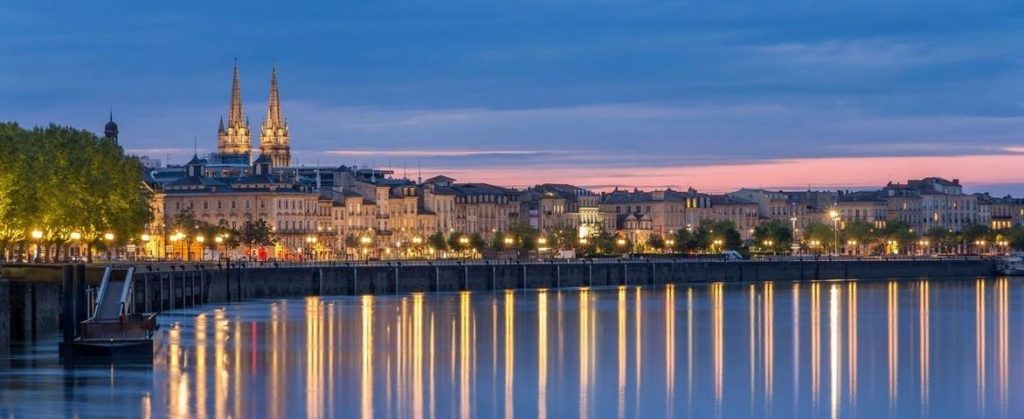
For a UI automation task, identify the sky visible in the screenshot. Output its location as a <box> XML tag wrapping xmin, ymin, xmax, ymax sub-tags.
<box><xmin>3</xmin><ymin>1</ymin><xmax>1024</xmax><ymax>194</ymax></box>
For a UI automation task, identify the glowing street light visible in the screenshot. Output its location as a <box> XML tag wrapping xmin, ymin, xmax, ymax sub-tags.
<box><xmin>70</xmin><ymin>232</ymin><xmax>82</xmax><ymax>241</ymax></box>
<box><xmin>104</xmin><ymin>232</ymin><xmax>115</xmax><ymax>241</ymax></box>
<box><xmin>31</xmin><ymin>229</ymin><xmax>43</xmax><ymax>240</ymax></box>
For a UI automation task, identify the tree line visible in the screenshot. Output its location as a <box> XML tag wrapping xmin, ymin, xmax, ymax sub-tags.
<box><xmin>0</xmin><ymin>123</ymin><xmax>152</xmax><ymax>262</ymax></box>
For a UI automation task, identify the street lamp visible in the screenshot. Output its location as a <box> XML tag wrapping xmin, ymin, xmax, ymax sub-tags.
<box><xmin>30</xmin><ymin>229</ymin><xmax>43</xmax><ymax>262</ymax></box>
<box><xmin>103</xmin><ymin>232</ymin><xmax>115</xmax><ymax>262</ymax></box>
<box><xmin>829</xmin><ymin>210</ymin><xmax>840</xmax><ymax>255</ymax></box>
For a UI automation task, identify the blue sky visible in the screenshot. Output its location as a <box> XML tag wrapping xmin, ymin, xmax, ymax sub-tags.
<box><xmin>3</xmin><ymin>1</ymin><xmax>1024</xmax><ymax>192</ymax></box>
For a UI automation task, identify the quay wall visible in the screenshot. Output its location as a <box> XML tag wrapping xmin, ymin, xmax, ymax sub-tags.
<box><xmin>0</xmin><ymin>258</ymin><xmax>999</xmax><ymax>351</ymax></box>
<box><xmin>127</xmin><ymin>258</ymin><xmax>996</xmax><ymax>314</ymax></box>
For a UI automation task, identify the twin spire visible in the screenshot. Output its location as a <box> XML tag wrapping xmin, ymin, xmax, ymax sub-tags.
<box><xmin>217</xmin><ymin>61</ymin><xmax>291</xmax><ymax>167</ymax></box>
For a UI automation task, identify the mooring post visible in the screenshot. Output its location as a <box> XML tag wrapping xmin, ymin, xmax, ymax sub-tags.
<box><xmin>319</xmin><ymin>268</ymin><xmax>325</xmax><ymax>295</ymax></box>
<box><xmin>352</xmin><ymin>266</ymin><xmax>358</xmax><ymax>295</ymax></box>
<box><xmin>491</xmin><ymin>264</ymin><xmax>496</xmax><ymax>291</ymax></box>
<box><xmin>463</xmin><ymin>265</ymin><xmax>469</xmax><ymax>291</ymax></box>
<box><xmin>556</xmin><ymin>264</ymin><xmax>561</xmax><ymax>288</ymax></box>
<box><xmin>61</xmin><ymin>265</ymin><xmax>74</xmax><ymax>344</ymax></box>
<box><xmin>74</xmin><ymin>264</ymin><xmax>87</xmax><ymax>328</ymax></box>
<box><xmin>521</xmin><ymin>264</ymin><xmax>527</xmax><ymax>289</ymax></box>
<box><xmin>393</xmin><ymin>266</ymin><xmax>399</xmax><ymax>295</ymax></box>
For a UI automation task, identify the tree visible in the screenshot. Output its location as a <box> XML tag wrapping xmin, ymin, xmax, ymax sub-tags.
<box><xmin>469</xmin><ymin>233</ymin><xmax>487</xmax><ymax>253</ymax></box>
<box><xmin>241</xmin><ymin>219</ymin><xmax>277</xmax><ymax>248</ymax></box>
<box><xmin>448</xmin><ymin>232</ymin><xmax>466</xmax><ymax>253</ymax></box>
<box><xmin>879</xmin><ymin>221</ymin><xmax>917</xmax><ymax>254</ymax></box>
<box><xmin>491</xmin><ymin>231</ymin><xmax>508</xmax><ymax>250</ymax></box>
<box><xmin>804</xmin><ymin>222</ymin><xmax>835</xmax><ymax>252</ymax></box>
<box><xmin>427</xmin><ymin>232</ymin><xmax>448</xmax><ymax>251</ymax></box>
<box><xmin>925</xmin><ymin>226</ymin><xmax>956</xmax><ymax>253</ymax></box>
<box><xmin>647</xmin><ymin>234</ymin><xmax>666</xmax><ymax>252</ymax></box>
<box><xmin>961</xmin><ymin>224</ymin><xmax>994</xmax><ymax>253</ymax></box>
<box><xmin>672</xmin><ymin>228</ymin><xmax>699</xmax><ymax>253</ymax></box>
<box><xmin>752</xmin><ymin>220</ymin><xmax>793</xmax><ymax>253</ymax></box>
<box><xmin>0</xmin><ymin>123</ymin><xmax>153</xmax><ymax>262</ymax></box>
<box><xmin>696</xmin><ymin>219</ymin><xmax>741</xmax><ymax>252</ymax></box>
<box><xmin>843</xmin><ymin>221</ymin><xmax>878</xmax><ymax>254</ymax></box>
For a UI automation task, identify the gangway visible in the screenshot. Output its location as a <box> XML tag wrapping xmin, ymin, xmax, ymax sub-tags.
<box><xmin>62</xmin><ymin>266</ymin><xmax>157</xmax><ymax>360</ymax></box>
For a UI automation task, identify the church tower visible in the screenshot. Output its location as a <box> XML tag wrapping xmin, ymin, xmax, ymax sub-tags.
<box><xmin>217</xmin><ymin>61</ymin><xmax>252</xmax><ymax>160</ymax></box>
<box><xmin>259</xmin><ymin>66</ymin><xmax>291</xmax><ymax>167</ymax></box>
<box><xmin>104</xmin><ymin>112</ymin><xmax>119</xmax><ymax>145</ymax></box>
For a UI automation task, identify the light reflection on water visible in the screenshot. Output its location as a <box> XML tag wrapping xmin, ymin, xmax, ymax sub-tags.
<box><xmin>2</xmin><ymin>278</ymin><xmax>1024</xmax><ymax>417</ymax></box>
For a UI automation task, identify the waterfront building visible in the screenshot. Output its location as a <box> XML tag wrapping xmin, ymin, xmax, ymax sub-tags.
<box><xmin>158</xmin><ymin>154</ymin><xmax>332</xmax><ymax>260</ymax></box>
<box><xmin>520</xmin><ymin>184</ymin><xmax>603</xmax><ymax>235</ymax></box>
<box><xmin>884</xmin><ymin>177</ymin><xmax>979</xmax><ymax>232</ymax></box>
<box><xmin>836</xmin><ymin>190</ymin><xmax>888</xmax><ymax>228</ymax></box>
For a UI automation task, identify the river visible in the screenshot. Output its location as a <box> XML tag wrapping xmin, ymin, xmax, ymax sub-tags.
<box><xmin>0</xmin><ymin>277</ymin><xmax>1021</xmax><ymax>418</ymax></box>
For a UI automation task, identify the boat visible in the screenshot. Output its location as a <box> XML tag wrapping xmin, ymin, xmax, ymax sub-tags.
<box><xmin>997</xmin><ymin>254</ymin><xmax>1024</xmax><ymax>276</ymax></box>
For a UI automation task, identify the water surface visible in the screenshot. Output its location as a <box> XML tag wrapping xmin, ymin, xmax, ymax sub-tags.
<box><xmin>1</xmin><ymin>277</ymin><xmax>1022</xmax><ymax>418</ymax></box>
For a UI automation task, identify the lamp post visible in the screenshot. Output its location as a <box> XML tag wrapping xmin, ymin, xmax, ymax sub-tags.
<box><xmin>141</xmin><ymin>234</ymin><xmax>151</xmax><ymax>260</ymax></box>
<box><xmin>829</xmin><ymin>210</ymin><xmax>840</xmax><ymax>255</ymax></box>
<box><xmin>30</xmin><ymin>229</ymin><xmax>43</xmax><ymax>263</ymax></box>
<box><xmin>360</xmin><ymin>236</ymin><xmax>372</xmax><ymax>260</ymax></box>
<box><xmin>215</xmin><ymin>235</ymin><xmax>224</xmax><ymax>259</ymax></box>
<box><xmin>103</xmin><ymin>232</ymin><xmax>115</xmax><ymax>262</ymax></box>
<box><xmin>196</xmin><ymin>235</ymin><xmax>206</xmax><ymax>261</ymax></box>
<box><xmin>70</xmin><ymin>231</ymin><xmax>82</xmax><ymax>261</ymax></box>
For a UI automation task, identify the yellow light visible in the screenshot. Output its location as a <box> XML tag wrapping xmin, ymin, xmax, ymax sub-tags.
<box><xmin>141</xmin><ymin>234</ymin><xmax>151</xmax><ymax>242</ymax></box>
<box><xmin>103</xmin><ymin>232</ymin><xmax>114</xmax><ymax>241</ymax></box>
<box><xmin>537</xmin><ymin>237</ymin><xmax>547</xmax><ymax>245</ymax></box>
<box><xmin>829</xmin><ymin>209</ymin><xmax>839</xmax><ymax>219</ymax></box>
<box><xmin>459</xmin><ymin>236</ymin><xmax>469</xmax><ymax>244</ymax></box>
<box><xmin>412</xmin><ymin>237</ymin><xmax>423</xmax><ymax>244</ymax></box>
<box><xmin>504</xmin><ymin>237</ymin><xmax>514</xmax><ymax>245</ymax></box>
<box><xmin>196</xmin><ymin>235</ymin><xmax>205</xmax><ymax>243</ymax></box>
<box><xmin>616</xmin><ymin>238</ymin><xmax>626</xmax><ymax>246</ymax></box>
<box><xmin>215</xmin><ymin>236</ymin><xmax>223</xmax><ymax>244</ymax></box>
<box><xmin>31</xmin><ymin>229</ymin><xmax>43</xmax><ymax>240</ymax></box>
<box><xmin>70</xmin><ymin>232</ymin><xmax>82</xmax><ymax>241</ymax></box>
<box><xmin>360</xmin><ymin>236</ymin><xmax>372</xmax><ymax>245</ymax></box>
<box><xmin>579</xmin><ymin>238</ymin><xmax>588</xmax><ymax>245</ymax></box>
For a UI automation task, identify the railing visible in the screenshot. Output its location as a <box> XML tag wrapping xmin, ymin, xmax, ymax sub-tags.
<box><xmin>118</xmin><ymin>267</ymin><xmax>135</xmax><ymax>319</ymax></box>
<box><xmin>87</xmin><ymin>267</ymin><xmax>112</xmax><ymax>321</ymax></box>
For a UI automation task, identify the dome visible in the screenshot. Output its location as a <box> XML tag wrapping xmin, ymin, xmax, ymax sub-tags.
<box><xmin>105</xmin><ymin>120</ymin><xmax>118</xmax><ymax>131</ymax></box>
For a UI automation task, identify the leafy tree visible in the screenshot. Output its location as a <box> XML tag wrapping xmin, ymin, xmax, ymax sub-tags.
<box><xmin>0</xmin><ymin>123</ymin><xmax>152</xmax><ymax>262</ymax></box>
<box><xmin>447</xmin><ymin>232</ymin><xmax>466</xmax><ymax>252</ymax></box>
<box><xmin>491</xmin><ymin>231</ymin><xmax>508</xmax><ymax>250</ymax></box>
<box><xmin>427</xmin><ymin>232</ymin><xmax>448</xmax><ymax>251</ymax></box>
<box><xmin>548</xmin><ymin>224</ymin><xmax>577</xmax><ymax>251</ymax></box>
<box><xmin>925</xmin><ymin>226</ymin><xmax>956</xmax><ymax>253</ymax></box>
<box><xmin>843</xmin><ymin>221</ymin><xmax>878</xmax><ymax>253</ymax></box>
<box><xmin>696</xmin><ymin>219</ymin><xmax>741</xmax><ymax>251</ymax></box>
<box><xmin>469</xmin><ymin>233</ymin><xmax>487</xmax><ymax>252</ymax></box>
<box><xmin>752</xmin><ymin>220</ymin><xmax>793</xmax><ymax>253</ymax></box>
<box><xmin>672</xmin><ymin>228</ymin><xmax>699</xmax><ymax>253</ymax></box>
<box><xmin>804</xmin><ymin>222</ymin><xmax>835</xmax><ymax>252</ymax></box>
<box><xmin>647</xmin><ymin>234</ymin><xmax>666</xmax><ymax>251</ymax></box>
<box><xmin>240</xmin><ymin>219</ymin><xmax>277</xmax><ymax>247</ymax></box>
<box><xmin>879</xmin><ymin>221</ymin><xmax>917</xmax><ymax>254</ymax></box>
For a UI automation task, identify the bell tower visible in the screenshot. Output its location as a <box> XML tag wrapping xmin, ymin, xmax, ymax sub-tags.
<box><xmin>217</xmin><ymin>61</ymin><xmax>252</xmax><ymax>160</ymax></box>
<box><xmin>259</xmin><ymin>66</ymin><xmax>291</xmax><ymax>167</ymax></box>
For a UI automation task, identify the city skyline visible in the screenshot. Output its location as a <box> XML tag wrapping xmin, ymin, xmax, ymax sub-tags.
<box><xmin>4</xmin><ymin>2</ymin><xmax>1024</xmax><ymax>193</ymax></box>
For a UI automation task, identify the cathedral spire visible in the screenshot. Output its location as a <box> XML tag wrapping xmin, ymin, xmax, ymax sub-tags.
<box><xmin>228</xmin><ymin>60</ymin><xmax>244</xmax><ymax>126</ymax></box>
<box><xmin>260</xmin><ymin>65</ymin><xmax>291</xmax><ymax>167</ymax></box>
<box><xmin>217</xmin><ymin>60</ymin><xmax>252</xmax><ymax>161</ymax></box>
<box><xmin>266</xmin><ymin>66</ymin><xmax>282</xmax><ymax>126</ymax></box>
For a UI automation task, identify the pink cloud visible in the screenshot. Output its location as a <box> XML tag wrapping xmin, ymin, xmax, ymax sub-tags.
<box><xmin>421</xmin><ymin>154</ymin><xmax>1024</xmax><ymax>192</ymax></box>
